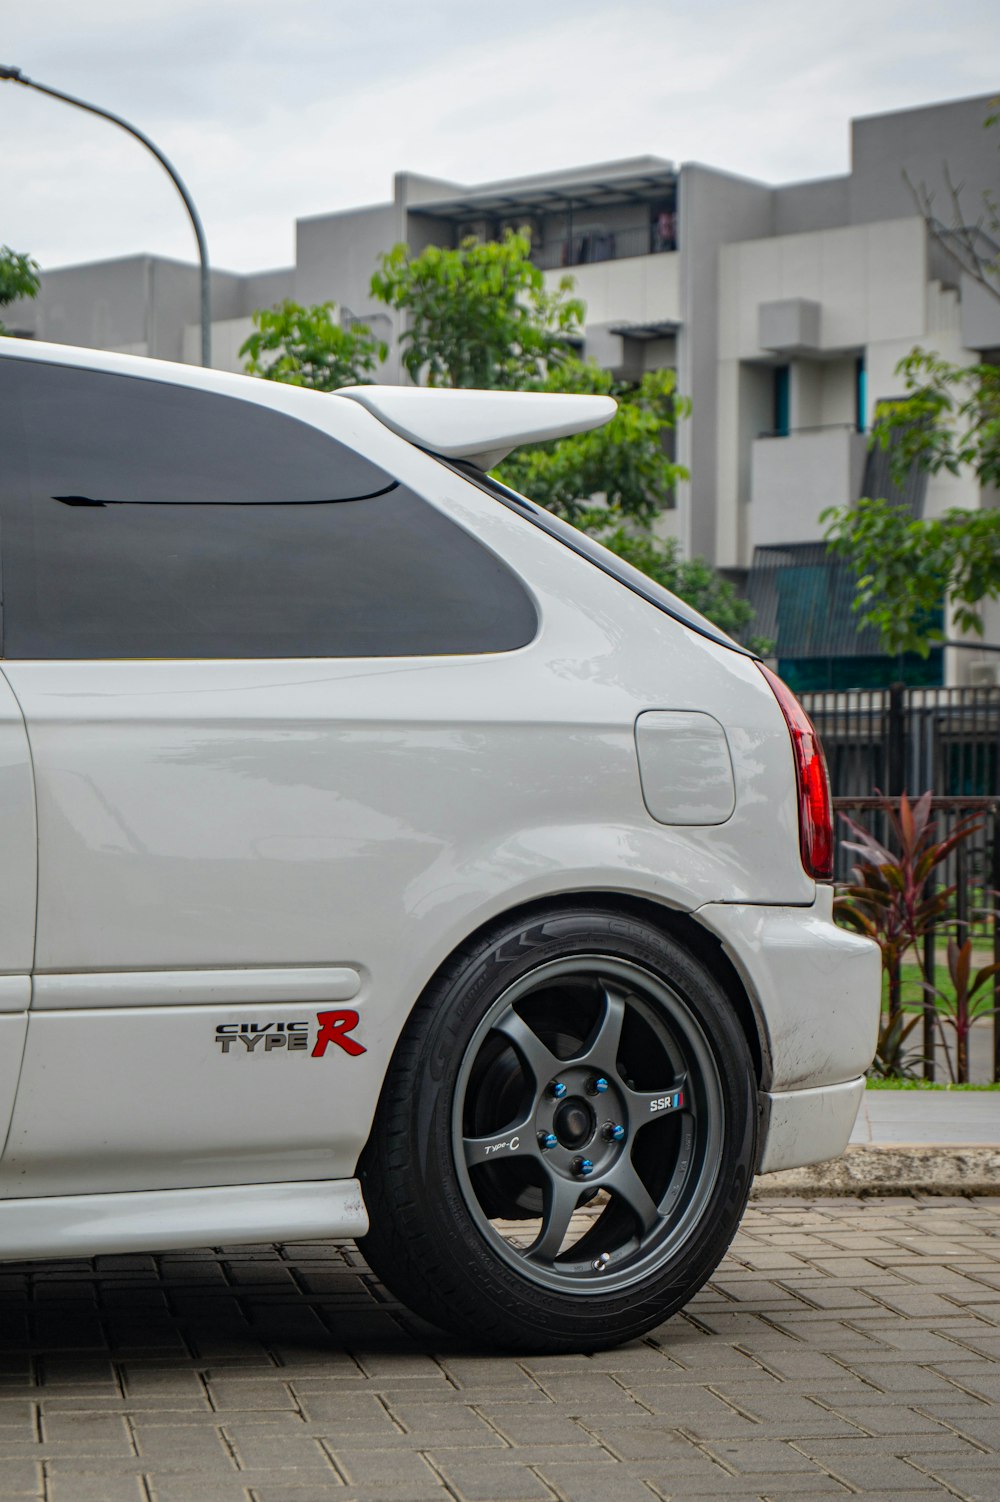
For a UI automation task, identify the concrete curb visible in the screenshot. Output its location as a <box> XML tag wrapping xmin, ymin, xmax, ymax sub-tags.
<box><xmin>752</xmin><ymin>1143</ymin><xmax>1000</xmax><ymax>1197</ymax></box>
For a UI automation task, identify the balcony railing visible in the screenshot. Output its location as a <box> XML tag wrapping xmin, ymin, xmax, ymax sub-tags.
<box><xmin>532</xmin><ymin>223</ymin><xmax>676</xmax><ymax>271</ymax></box>
<box><xmin>758</xmin><ymin>421</ymin><xmax>864</xmax><ymax>440</ymax></box>
<box><xmin>749</xmin><ymin>426</ymin><xmax>869</xmax><ymax>551</ymax></box>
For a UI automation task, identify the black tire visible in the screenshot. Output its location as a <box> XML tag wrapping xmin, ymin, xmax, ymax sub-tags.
<box><xmin>358</xmin><ymin>906</ymin><xmax>757</xmax><ymax>1351</ymax></box>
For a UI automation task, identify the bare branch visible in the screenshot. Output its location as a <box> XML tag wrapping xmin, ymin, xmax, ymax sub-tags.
<box><xmin>903</xmin><ymin>164</ymin><xmax>1000</xmax><ymax>305</ymax></box>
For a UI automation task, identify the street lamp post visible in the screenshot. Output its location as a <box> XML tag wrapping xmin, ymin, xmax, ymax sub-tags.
<box><xmin>0</xmin><ymin>65</ymin><xmax>211</xmax><ymax>366</ymax></box>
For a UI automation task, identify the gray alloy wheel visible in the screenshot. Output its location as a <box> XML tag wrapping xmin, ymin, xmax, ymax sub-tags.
<box><xmin>453</xmin><ymin>956</ymin><xmax>726</xmax><ymax>1295</ymax></box>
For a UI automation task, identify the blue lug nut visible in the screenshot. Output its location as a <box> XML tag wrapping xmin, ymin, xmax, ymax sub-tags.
<box><xmin>538</xmin><ymin>1132</ymin><xmax>558</xmax><ymax>1151</ymax></box>
<box><xmin>589</xmin><ymin>1076</ymin><xmax>609</xmax><ymax>1095</ymax></box>
<box><xmin>549</xmin><ymin>1080</ymin><xmax>568</xmax><ymax>1099</ymax></box>
<box><xmin>604</xmin><ymin>1123</ymin><xmax>626</xmax><ymax>1142</ymax></box>
<box><xmin>575</xmin><ymin>1157</ymin><xmax>595</xmax><ymax>1177</ymax></box>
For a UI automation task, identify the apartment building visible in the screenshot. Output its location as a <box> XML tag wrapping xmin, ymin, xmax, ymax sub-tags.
<box><xmin>8</xmin><ymin>91</ymin><xmax>999</xmax><ymax>687</ymax></box>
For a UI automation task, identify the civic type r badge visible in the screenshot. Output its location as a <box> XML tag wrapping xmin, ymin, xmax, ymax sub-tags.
<box><xmin>213</xmin><ymin>1010</ymin><xmax>366</xmax><ymax>1057</ymax></box>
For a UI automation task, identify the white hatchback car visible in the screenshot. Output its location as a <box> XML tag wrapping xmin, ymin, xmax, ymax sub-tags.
<box><xmin>0</xmin><ymin>339</ymin><xmax>879</xmax><ymax>1351</ymax></box>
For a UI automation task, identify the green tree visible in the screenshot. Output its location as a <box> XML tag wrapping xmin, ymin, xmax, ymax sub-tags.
<box><xmin>240</xmin><ymin>300</ymin><xmax>386</xmax><ymax>390</ymax></box>
<box><xmin>0</xmin><ymin>245</ymin><xmax>40</xmax><ymax>332</ymax></box>
<box><xmin>497</xmin><ymin>365</ymin><xmax>688</xmax><ymax>528</ymax></box>
<box><xmin>824</xmin><ymin>104</ymin><xmax>1000</xmax><ymax>657</ymax></box>
<box><xmin>866</xmin><ymin>347</ymin><xmax>1000</xmax><ymax>489</ymax></box>
<box><xmin>370</xmin><ymin>230</ymin><xmax>584</xmax><ymax>389</ymax></box>
<box><xmin>823</xmin><ymin>348</ymin><xmax>1000</xmax><ymax>656</ymax></box>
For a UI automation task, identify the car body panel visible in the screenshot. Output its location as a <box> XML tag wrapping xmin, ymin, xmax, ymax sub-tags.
<box><xmin>758</xmin><ymin>1078</ymin><xmax>866</xmax><ymax>1174</ymax></box>
<box><xmin>0</xmin><ymin>1016</ymin><xmax>28</xmax><ymax>1158</ymax></box>
<box><xmin>0</xmin><ymin>673</ymin><xmax>37</xmax><ymax>980</ymax></box>
<box><xmin>694</xmin><ymin>887</ymin><xmax>881</xmax><ymax>1094</ymax></box>
<box><xmin>0</xmin><ymin>1178</ymin><xmax>367</xmax><ymax>1262</ymax></box>
<box><xmin>0</xmin><ymin>673</ymin><xmax>36</xmax><ymax>1150</ymax></box>
<box><xmin>28</xmin><ymin>966</ymin><xmax>363</xmax><ymax>1009</ymax></box>
<box><xmin>0</xmin><ymin>1002</ymin><xmax>382</xmax><ymax>1195</ymax></box>
<box><xmin>1</xmin><ymin>626</ymin><xmax>811</xmax><ymax>1197</ymax></box>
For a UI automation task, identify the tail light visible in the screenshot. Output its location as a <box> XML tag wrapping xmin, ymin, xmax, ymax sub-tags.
<box><xmin>756</xmin><ymin>663</ymin><xmax>834</xmax><ymax>880</ymax></box>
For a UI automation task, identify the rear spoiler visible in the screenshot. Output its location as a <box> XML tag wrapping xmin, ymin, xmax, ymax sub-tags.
<box><xmin>334</xmin><ymin>385</ymin><xmax>616</xmax><ymax>469</ymax></box>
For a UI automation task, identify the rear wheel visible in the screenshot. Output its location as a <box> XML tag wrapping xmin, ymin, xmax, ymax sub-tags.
<box><xmin>358</xmin><ymin>907</ymin><xmax>757</xmax><ymax>1351</ymax></box>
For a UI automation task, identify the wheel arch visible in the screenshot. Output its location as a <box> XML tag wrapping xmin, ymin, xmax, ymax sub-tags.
<box><xmin>399</xmin><ymin>890</ymin><xmax>768</xmax><ymax>1090</ymax></box>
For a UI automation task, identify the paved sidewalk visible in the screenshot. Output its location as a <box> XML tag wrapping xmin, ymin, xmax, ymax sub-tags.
<box><xmin>851</xmin><ymin>1092</ymin><xmax>1000</xmax><ymax>1148</ymax></box>
<box><xmin>3</xmin><ymin>1198</ymin><xmax>1000</xmax><ymax>1501</ymax></box>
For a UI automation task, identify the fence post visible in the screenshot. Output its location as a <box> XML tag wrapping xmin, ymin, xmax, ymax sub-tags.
<box><xmin>887</xmin><ymin>682</ymin><xmax>906</xmax><ymax>796</ymax></box>
<box><xmin>955</xmin><ymin>834</ymin><xmax>969</xmax><ymax>1082</ymax></box>
<box><xmin>922</xmin><ymin>886</ymin><xmax>936</xmax><ymax>1084</ymax></box>
<box><xmin>993</xmin><ymin>806</ymin><xmax>1000</xmax><ymax>1085</ymax></box>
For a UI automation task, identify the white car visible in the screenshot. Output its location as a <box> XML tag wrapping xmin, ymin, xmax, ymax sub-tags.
<box><xmin>0</xmin><ymin>338</ymin><xmax>879</xmax><ymax>1351</ymax></box>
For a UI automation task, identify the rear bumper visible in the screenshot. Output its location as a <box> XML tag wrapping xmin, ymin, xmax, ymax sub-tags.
<box><xmin>757</xmin><ymin>1077</ymin><xmax>865</xmax><ymax>1174</ymax></box>
<box><xmin>695</xmin><ymin>885</ymin><xmax>881</xmax><ymax>1094</ymax></box>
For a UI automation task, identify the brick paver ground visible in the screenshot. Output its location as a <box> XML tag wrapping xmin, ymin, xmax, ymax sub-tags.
<box><xmin>2</xmin><ymin>1197</ymin><xmax>1000</xmax><ymax>1501</ymax></box>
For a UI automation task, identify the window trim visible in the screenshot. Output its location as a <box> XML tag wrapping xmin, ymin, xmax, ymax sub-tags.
<box><xmin>446</xmin><ymin>461</ymin><xmax>753</xmax><ymax>659</ymax></box>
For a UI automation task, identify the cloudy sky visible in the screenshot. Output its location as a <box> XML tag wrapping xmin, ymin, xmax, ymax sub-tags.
<box><xmin>3</xmin><ymin>0</ymin><xmax>998</xmax><ymax>276</ymax></box>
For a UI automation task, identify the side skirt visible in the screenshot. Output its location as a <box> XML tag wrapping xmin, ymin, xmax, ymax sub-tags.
<box><xmin>0</xmin><ymin>1178</ymin><xmax>368</xmax><ymax>1262</ymax></box>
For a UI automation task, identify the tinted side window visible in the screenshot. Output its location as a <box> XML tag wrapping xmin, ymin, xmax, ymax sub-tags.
<box><xmin>0</xmin><ymin>360</ymin><xmax>537</xmax><ymax>659</ymax></box>
<box><xmin>9</xmin><ymin>358</ymin><xmax>392</xmax><ymax>505</ymax></box>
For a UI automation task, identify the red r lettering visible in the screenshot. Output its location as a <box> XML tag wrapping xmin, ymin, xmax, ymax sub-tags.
<box><xmin>312</xmin><ymin>1009</ymin><xmax>366</xmax><ymax>1058</ymax></box>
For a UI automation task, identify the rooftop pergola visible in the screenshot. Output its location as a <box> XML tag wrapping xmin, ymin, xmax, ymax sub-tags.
<box><xmin>408</xmin><ymin>165</ymin><xmax>677</xmax><ymax>224</ymax></box>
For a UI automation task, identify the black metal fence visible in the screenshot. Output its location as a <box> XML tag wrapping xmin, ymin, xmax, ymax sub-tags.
<box><xmin>800</xmin><ymin>685</ymin><xmax>1000</xmax><ymax>1081</ymax></box>
<box><xmin>801</xmin><ymin>684</ymin><xmax>1000</xmax><ymax>808</ymax></box>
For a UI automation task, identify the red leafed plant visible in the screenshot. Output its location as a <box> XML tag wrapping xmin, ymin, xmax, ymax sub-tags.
<box><xmin>834</xmin><ymin>791</ymin><xmax>983</xmax><ymax>1078</ymax></box>
<box><xmin>929</xmin><ymin>937</ymin><xmax>1000</xmax><ymax>1085</ymax></box>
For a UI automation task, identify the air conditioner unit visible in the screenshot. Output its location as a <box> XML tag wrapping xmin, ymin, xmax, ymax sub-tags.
<box><xmin>966</xmin><ymin>661</ymin><xmax>1000</xmax><ymax>687</ymax></box>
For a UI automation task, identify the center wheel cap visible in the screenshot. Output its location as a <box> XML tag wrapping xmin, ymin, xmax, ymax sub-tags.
<box><xmin>553</xmin><ymin>1098</ymin><xmax>594</xmax><ymax>1149</ymax></box>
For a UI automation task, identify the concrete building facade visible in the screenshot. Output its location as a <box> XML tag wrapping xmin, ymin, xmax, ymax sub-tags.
<box><xmin>7</xmin><ymin>91</ymin><xmax>1000</xmax><ymax>687</ymax></box>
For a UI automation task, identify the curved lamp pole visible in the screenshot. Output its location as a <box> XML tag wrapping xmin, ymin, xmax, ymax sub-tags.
<box><xmin>0</xmin><ymin>65</ymin><xmax>211</xmax><ymax>366</ymax></box>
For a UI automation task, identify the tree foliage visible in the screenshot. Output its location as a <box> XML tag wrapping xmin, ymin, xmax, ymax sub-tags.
<box><xmin>824</xmin><ymin>347</ymin><xmax>1000</xmax><ymax>656</ymax></box>
<box><xmin>824</xmin><ymin>496</ymin><xmax>1000</xmax><ymax>657</ymax></box>
<box><xmin>869</xmin><ymin>348</ymin><xmax>1000</xmax><ymax>491</ymax></box>
<box><xmin>370</xmin><ymin>230</ymin><xmax>584</xmax><ymax>389</ymax></box>
<box><xmin>497</xmin><ymin>365</ymin><xmax>689</xmax><ymax>527</ymax></box>
<box><xmin>825</xmin><ymin>105</ymin><xmax>1000</xmax><ymax>658</ymax></box>
<box><xmin>239</xmin><ymin>300</ymin><xmax>386</xmax><ymax>391</ymax></box>
<box><xmin>0</xmin><ymin>245</ymin><xmax>40</xmax><ymax>331</ymax></box>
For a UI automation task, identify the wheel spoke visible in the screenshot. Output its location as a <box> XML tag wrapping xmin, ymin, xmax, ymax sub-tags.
<box><xmin>462</xmin><ymin>1115</ymin><xmax>537</xmax><ymax>1169</ymax></box>
<box><xmin>525</xmin><ymin>1173</ymin><xmax>582</xmax><ymax>1264</ymax></box>
<box><xmin>492</xmin><ymin>1007</ymin><xmax>562</xmax><ymax>1090</ymax></box>
<box><xmin>576</xmin><ymin>984</ymin><xmax>627</xmax><ymax>1071</ymax></box>
<box><xmin>657</xmin><ymin>1115</ymin><xmax>698</xmax><ymax>1220</ymax></box>
<box><xmin>623</xmin><ymin>1074</ymin><xmax>689</xmax><ymax>1127</ymax></box>
<box><xmin>603</xmin><ymin>1156</ymin><xmax>662</xmax><ymax>1237</ymax></box>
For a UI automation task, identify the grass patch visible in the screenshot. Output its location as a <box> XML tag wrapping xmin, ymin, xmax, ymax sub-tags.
<box><xmin>887</xmin><ymin>962</ymin><xmax>954</xmax><ymax>1010</ymax></box>
<box><xmin>884</xmin><ymin>960</ymin><xmax>998</xmax><ymax>1013</ymax></box>
<box><xmin>866</xmin><ymin>1078</ymin><xmax>1000</xmax><ymax>1090</ymax></box>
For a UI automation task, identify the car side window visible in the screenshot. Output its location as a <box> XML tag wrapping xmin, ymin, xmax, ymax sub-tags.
<box><xmin>0</xmin><ymin>360</ymin><xmax>537</xmax><ymax>659</ymax></box>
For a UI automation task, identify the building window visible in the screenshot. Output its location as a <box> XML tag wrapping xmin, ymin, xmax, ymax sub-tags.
<box><xmin>773</xmin><ymin>365</ymin><xmax>790</xmax><ymax>437</ymax></box>
<box><xmin>651</xmin><ymin>205</ymin><xmax>677</xmax><ymax>253</ymax></box>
